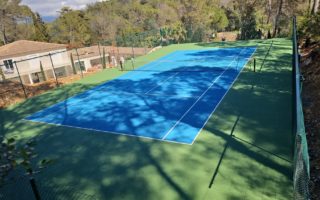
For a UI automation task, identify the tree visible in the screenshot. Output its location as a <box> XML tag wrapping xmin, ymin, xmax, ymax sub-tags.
<box><xmin>0</xmin><ymin>0</ymin><xmax>33</xmax><ymax>44</ymax></box>
<box><xmin>0</xmin><ymin>136</ymin><xmax>51</xmax><ymax>186</ymax></box>
<box><xmin>32</xmin><ymin>12</ymin><xmax>50</xmax><ymax>42</ymax></box>
<box><xmin>49</xmin><ymin>7</ymin><xmax>92</xmax><ymax>46</ymax></box>
<box><xmin>234</xmin><ymin>0</ymin><xmax>259</xmax><ymax>40</ymax></box>
<box><xmin>311</xmin><ymin>0</ymin><xmax>320</xmax><ymax>14</ymax></box>
<box><xmin>272</xmin><ymin>0</ymin><xmax>283</xmax><ymax>37</ymax></box>
<box><xmin>39</xmin><ymin>61</ymin><xmax>47</xmax><ymax>81</ymax></box>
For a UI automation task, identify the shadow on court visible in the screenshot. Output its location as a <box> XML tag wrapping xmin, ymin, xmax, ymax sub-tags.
<box><xmin>0</xmin><ymin>39</ymin><xmax>294</xmax><ymax>200</ymax></box>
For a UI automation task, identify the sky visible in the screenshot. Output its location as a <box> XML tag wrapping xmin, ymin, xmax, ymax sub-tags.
<box><xmin>21</xmin><ymin>0</ymin><xmax>106</xmax><ymax>21</ymax></box>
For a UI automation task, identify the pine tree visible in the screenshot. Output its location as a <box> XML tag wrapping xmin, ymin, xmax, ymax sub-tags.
<box><xmin>102</xmin><ymin>48</ymin><xmax>107</xmax><ymax>69</ymax></box>
<box><xmin>70</xmin><ymin>53</ymin><xmax>77</xmax><ymax>74</ymax></box>
<box><xmin>39</xmin><ymin>61</ymin><xmax>46</xmax><ymax>81</ymax></box>
<box><xmin>32</xmin><ymin>12</ymin><xmax>50</xmax><ymax>42</ymax></box>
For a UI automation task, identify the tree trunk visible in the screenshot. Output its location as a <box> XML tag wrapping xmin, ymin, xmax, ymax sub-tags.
<box><xmin>0</xmin><ymin>9</ymin><xmax>8</xmax><ymax>45</ymax></box>
<box><xmin>266</xmin><ymin>0</ymin><xmax>272</xmax><ymax>24</ymax></box>
<box><xmin>272</xmin><ymin>0</ymin><xmax>283</xmax><ymax>38</ymax></box>
<box><xmin>309</xmin><ymin>0</ymin><xmax>313</xmax><ymax>14</ymax></box>
<box><xmin>311</xmin><ymin>0</ymin><xmax>320</xmax><ymax>14</ymax></box>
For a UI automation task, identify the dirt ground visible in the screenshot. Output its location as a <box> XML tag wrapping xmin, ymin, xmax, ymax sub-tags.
<box><xmin>0</xmin><ymin>67</ymin><xmax>102</xmax><ymax>108</ymax></box>
<box><xmin>300</xmin><ymin>43</ymin><xmax>320</xmax><ymax>200</ymax></box>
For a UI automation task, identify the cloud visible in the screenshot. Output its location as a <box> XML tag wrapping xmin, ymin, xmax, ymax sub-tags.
<box><xmin>21</xmin><ymin>0</ymin><xmax>106</xmax><ymax>17</ymax></box>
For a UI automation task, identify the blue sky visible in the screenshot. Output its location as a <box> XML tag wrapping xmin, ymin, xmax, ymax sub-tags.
<box><xmin>21</xmin><ymin>0</ymin><xmax>106</xmax><ymax>21</ymax></box>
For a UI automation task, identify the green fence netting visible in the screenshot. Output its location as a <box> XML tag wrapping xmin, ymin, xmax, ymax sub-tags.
<box><xmin>292</xmin><ymin>16</ymin><xmax>310</xmax><ymax>200</ymax></box>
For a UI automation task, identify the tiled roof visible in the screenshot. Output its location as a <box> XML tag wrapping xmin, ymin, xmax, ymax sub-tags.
<box><xmin>0</xmin><ymin>40</ymin><xmax>67</xmax><ymax>60</ymax></box>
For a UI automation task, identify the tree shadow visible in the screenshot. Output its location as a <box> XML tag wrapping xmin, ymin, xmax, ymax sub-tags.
<box><xmin>0</xmin><ymin>41</ymin><xmax>294</xmax><ymax>199</ymax></box>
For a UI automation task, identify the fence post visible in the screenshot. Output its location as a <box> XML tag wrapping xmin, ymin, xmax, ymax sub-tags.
<box><xmin>131</xmin><ymin>46</ymin><xmax>135</xmax><ymax>58</ymax></box>
<box><xmin>48</xmin><ymin>53</ymin><xmax>60</xmax><ymax>87</ymax></box>
<box><xmin>98</xmin><ymin>43</ymin><xmax>103</xmax><ymax>69</ymax></box>
<box><xmin>13</xmin><ymin>61</ymin><xmax>28</xmax><ymax>99</ymax></box>
<box><xmin>75</xmin><ymin>48</ymin><xmax>84</xmax><ymax>78</ymax></box>
<box><xmin>117</xmin><ymin>46</ymin><xmax>120</xmax><ymax>61</ymax></box>
<box><xmin>29</xmin><ymin>177</ymin><xmax>41</xmax><ymax>200</ymax></box>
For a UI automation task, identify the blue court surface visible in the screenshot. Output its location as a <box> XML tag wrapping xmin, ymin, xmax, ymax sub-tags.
<box><xmin>26</xmin><ymin>47</ymin><xmax>256</xmax><ymax>144</ymax></box>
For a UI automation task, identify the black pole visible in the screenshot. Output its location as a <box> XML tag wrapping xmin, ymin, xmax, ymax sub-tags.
<box><xmin>48</xmin><ymin>53</ymin><xmax>59</xmax><ymax>87</ymax></box>
<box><xmin>131</xmin><ymin>46</ymin><xmax>135</xmax><ymax>58</ymax></box>
<box><xmin>292</xmin><ymin>16</ymin><xmax>300</xmax><ymax>152</ymax></box>
<box><xmin>13</xmin><ymin>61</ymin><xmax>28</xmax><ymax>99</ymax></box>
<box><xmin>117</xmin><ymin>46</ymin><xmax>120</xmax><ymax>62</ymax></box>
<box><xmin>253</xmin><ymin>58</ymin><xmax>256</xmax><ymax>72</ymax></box>
<box><xmin>75</xmin><ymin>48</ymin><xmax>84</xmax><ymax>78</ymax></box>
<box><xmin>29</xmin><ymin>177</ymin><xmax>41</xmax><ymax>200</ymax></box>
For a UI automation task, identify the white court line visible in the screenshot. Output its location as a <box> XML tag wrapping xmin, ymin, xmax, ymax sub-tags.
<box><xmin>24</xmin><ymin>51</ymin><xmax>182</xmax><ymax>120</ymax></box>
<box><xmin>22</xmin><ymin>119</ymin><xmax>192</xmax><ymax>145</ymax></box>
<box><xmin>24</xmin><ymin>46</ymin><xmax>257</xmax><ymax>146</ymax></box>
<box><xmin>190</xmin><ymin>46</ymin><xmax>258</xmax><ymax>145</ymax></box>
<box><xmin>161</xmin><ymin>48</ymin><xmax>247</xmax><ymax>141</ymax></box>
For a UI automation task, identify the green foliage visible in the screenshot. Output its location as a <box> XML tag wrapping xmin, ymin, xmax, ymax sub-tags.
<box><xmin>39</xmin><ymin>61</ymin><xmax>46</xmax><ymax>81</ymax></box>
<box><xmin>0</xmin><ymin>136</ymin><xmax>51</xmax><ymax>186</ymax></box>
<box><xmin>0</xmin><ymin>0</ymin><xmax>312</xmax><ymax>46</ymax></box>
<box><xmin>209</xmin><ymin>7</ymin><xmax>229</xmax><ymax>32</ymax></box>
<box><xmin>234</xmin><ymin>1</ymin><xmax>259</xmax><ymax>40</ymax></box>
<box><xmin>32</xmin><ymin>12</ymin><xmax>50</xmax><ymax>42</ymax></box>
<box><xmin>49</xmin><ymin>7</ymin><xmax>92</xmax><ymax>46</ymax></box>
<box><xmin>70</xmin><ymin>53</ymin><xmax>77</xmax><ymax>75</ymax></box>
<box><xmin>161</xmin><ymin>22</ymin><xmax>187</xmax><ymax>44</ymax></box>
<box><xmin>298</xmin><ymin>13</ymin><xmax>320</xmax><ymax>42</ymax></box>
<box><xmin>0</xmin><ymin>0</ymin><xmax>34</xmax><ymax>44</ymax></box>
<box><xmin>224</xmin><ymin>6</ymin><xmax>240</xmax><ymax>31</ymax></box>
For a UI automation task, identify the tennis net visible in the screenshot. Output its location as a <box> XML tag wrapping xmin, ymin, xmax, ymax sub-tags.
<box><xmin>119</xmin><ymin>55</ymin><xmax>247</xmax><ymax>73</ymax></box>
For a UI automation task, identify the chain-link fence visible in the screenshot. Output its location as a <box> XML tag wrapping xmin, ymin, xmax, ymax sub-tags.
<box><xmin>0</xmin><ymin>45</ymin><xmax>150</xmax><ymax>108</ymax></box>
<box><xmin>292</xmin><ymin>16</ymin><xmax>310</xmax><ymax>200</ymax></box>
<box><xmin>0</xmin><ymin>49</ymin><xmax>85</xmax><ymax>107</ymax></box>
<box><xmin>0</xmin><ymin>173</ymin><xmax>98</xmax><ymax>200</ymax></box>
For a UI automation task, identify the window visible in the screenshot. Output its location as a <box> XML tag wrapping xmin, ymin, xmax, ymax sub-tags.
<box><xmin>75</xmin><ymin>61</ymin><xmax>85</xmax><ymax>71</ymax></box>
<box><xmin>3</xmin><ymin>59</ymin><xmax>14</xmax><ymax>71</ymax></box>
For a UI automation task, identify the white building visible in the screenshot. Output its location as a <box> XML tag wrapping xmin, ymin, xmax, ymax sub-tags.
<box><xmin>0</xmin><ymin>40</ymin><xmax>72</xmax><ymax>84</ymax></box>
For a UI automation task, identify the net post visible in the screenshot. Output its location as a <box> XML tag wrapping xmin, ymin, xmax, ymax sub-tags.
<box><xmin>13</xmin><ymin>61</ymin><xmax>28</xmax><ymax>99</ymax></box>
<box><xmin>254</xmin><ymin>58</ymin><xmax>256</xmax><ymax>72</ymax></box>
<box><xmin>48</xmin><ymin>53</ymin><xmax>60</xmax><ymax>87</ymax></box>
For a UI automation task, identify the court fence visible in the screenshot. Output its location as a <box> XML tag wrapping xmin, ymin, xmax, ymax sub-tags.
<box><xmin>0</xmin><ymin>45</ymin><xmax>149</xmax><ymax>108</ymax></box>
<box><xmin>0</xmin><ymin>173</ymin><xmax>98</xmax><ymax>200</ymax></box>
<box><xmin>0</xmin><ymin>48</ymin><xmax>86</xmax><ymax>108</ymax></box>
<box><xmin>292</xmin><ymin>16</ymin><xmax>310</xmax><ymax>200</ymax></box>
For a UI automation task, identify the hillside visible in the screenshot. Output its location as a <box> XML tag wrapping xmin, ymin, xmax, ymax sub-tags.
<box><xmin>301</xmin><ymin>43</ymin><xmax>320</xmax><ymax>200</ymax></box>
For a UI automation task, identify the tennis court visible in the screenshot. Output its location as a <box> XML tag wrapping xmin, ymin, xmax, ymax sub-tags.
<box><xmin>1</xmin><ymin>39</ymin><xmax>293</xmax><ymax>200</ymax></box>
<box><xmin>25</xmin><ymin>47</ymin><xmax>256</xmax><ymax>144</ymax></box>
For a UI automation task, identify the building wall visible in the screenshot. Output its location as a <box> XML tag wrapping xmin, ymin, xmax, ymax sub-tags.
<box><xmin>0</xmin><ymin>49</ymin><xmax>70</xmax><ymax>81</ymax></box>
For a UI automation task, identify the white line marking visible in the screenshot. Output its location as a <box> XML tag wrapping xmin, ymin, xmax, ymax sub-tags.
<box><xmin>22</xmin><ymin>119</ymin><xmax>192</xmax><ymax>145</ymax></box>
<box><xmin>161</xmin><ymin>48</ymin><xmax>247</xmax><ymax>141</ymax></box>
<box><xmin>24</xmin><ymin>46</ymin><xmax>258</xmax><ymax>145</ymax></box>
<box><xmin>190</xmin><ymin>46</ymin><xmax>258</xmax><ymax>145</ymax></box>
